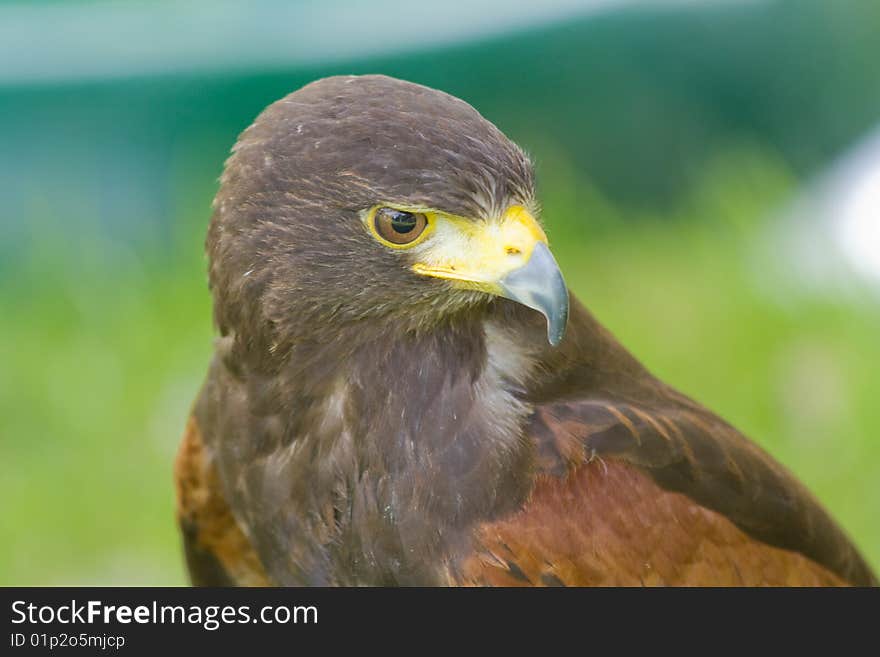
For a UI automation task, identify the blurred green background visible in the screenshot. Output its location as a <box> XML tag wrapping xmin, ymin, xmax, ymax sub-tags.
<box><xmin>1</xmin><ymin>0</ymin><xmax>879</xmax><ymax>585</ymax></box>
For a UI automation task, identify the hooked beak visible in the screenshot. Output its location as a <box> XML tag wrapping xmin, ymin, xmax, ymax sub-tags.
<box><xmin>411</xmin><ymin>205</ymin><xmax>569</xmax><ymax>345</ymax></box>
<box><xmin>497</xmin><ymin>241</ymin><xmax>569</xmax><ymax>346</ymax></box>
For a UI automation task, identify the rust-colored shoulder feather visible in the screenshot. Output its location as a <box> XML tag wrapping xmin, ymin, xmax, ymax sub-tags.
<box><xmin>459</xmin><ymin>460</ymin><xmax>848</xmax><ymax>586</ymax></box>
<box><xmin>174</xmin><ymin>416</ymin><xmax>269</xmax><ymax>586</ymax></box>
<box><xmin>527</xmin><ymin>398</ymin><xmax>876</xmax><ymax>585</ymax></box>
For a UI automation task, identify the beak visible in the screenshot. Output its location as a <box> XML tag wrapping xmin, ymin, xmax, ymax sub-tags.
<box><xmin>497</xmin><ymin>241</ymin><xmax>569</xmax><ymax>346</ymax></box>
<box><xmin>411</xmin><ymin>205</ymin><xmax>569</xmax><ymax>345</ymax></box>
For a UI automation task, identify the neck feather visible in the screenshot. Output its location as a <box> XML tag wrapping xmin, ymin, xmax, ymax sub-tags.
<box><xmin>242</xmin><ymin>310</ymin><xmax>539</xmax><ymax>583</ymax></box>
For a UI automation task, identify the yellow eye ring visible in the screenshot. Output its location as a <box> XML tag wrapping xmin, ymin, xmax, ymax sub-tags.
<box><xmin>365</xmin><ymin>205</ymin><xmax>435</xmax><ymax>249</ymax></box>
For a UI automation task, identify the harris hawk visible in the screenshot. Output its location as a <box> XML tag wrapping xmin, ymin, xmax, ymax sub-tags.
<box><xmin>174</xmin><ymin>75</ymin><xmax>877</xmax><ymax>587</ymax></box>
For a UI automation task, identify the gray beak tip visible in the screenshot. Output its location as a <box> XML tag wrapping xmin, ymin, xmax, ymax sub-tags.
<box><xmin>546</xmin><ymin>304</ymin><xmax>568</xmax><ymax>346</ymax></box>
<box><xmin>498</xmin><ymin>242</ymin><xmax>569</xmax><ymax>347</ymax></box>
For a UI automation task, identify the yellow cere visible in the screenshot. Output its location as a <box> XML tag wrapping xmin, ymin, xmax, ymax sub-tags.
<box><xmin>409</xmin><ymin>205</ymin><xmax>548</xmax><ymax>292</ymax></box>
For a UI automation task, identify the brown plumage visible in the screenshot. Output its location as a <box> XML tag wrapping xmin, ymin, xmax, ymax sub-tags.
<box><xmin>175</xmin><ymin>75</ymin><xmax>876</xmax><ymax>586</ymax></box>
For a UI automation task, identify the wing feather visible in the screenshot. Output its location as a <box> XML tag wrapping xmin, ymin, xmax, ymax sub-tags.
<box><xmin>521</xmin><ymin>398</ymin><xmax>877</xmax><ymax>586</ymax></box>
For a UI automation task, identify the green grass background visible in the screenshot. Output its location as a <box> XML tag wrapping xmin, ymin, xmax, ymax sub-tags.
<box><xmin>1</xmin><ymin>145</ymin><xmax>877</xmax><ymax>585</ymax></box>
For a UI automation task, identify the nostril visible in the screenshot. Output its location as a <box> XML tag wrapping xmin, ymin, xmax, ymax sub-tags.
<box><xmin>505</xmin><ymin>246</ymin><xmax>522</xmax><ymax>256</ymax></box>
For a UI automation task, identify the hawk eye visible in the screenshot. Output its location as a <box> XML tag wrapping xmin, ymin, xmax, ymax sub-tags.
<box><xmin>372</xmin><ymin>207</ymin><xmax>429</xmax><ymax>246</ymax></box>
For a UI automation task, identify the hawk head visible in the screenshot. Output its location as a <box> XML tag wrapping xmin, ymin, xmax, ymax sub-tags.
<box><xmin>207</xmin><ymin>75</ymin><xmax>567</xmax><ymax>363</ymax></box>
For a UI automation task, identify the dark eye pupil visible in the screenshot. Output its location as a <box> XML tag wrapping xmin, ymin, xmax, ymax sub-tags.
<box><xmin>389</xmin><ymin>211</ymin><xmax>416</xmax><ymax>233</ymax></box>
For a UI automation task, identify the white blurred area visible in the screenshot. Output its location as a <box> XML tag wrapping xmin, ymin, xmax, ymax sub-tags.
<box><xmin>0</xmin><ymin>0</ymin><xmax>749</xmax><ymax>85</ymax></box>
<box><xmin>836</xmin><ymin>136</ymin><xmax>880</xmax><ymax>284</ymax></box>
<box><xmin>771</xmin><ymin>126</ymin><xmax>880</xmax><ymax>299</ymax></box>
